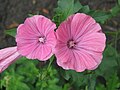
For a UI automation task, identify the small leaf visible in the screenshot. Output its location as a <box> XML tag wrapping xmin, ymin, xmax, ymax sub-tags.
<box><xmin>90</xmin><ymin>11</ymin><xmax>111</xmax><ymax>24</ymax></box>
<box><xmin>107</xmin><ymin>73</ymin><xmax>120</xmax><ymax>90</ymax></box>
<box><xmin>16</xmin><ymin>82</ymin><xmax>30</xmax><ymax>90</ymax></box>
<box><xmin>96</xmin><ymin>84</ymin><xmax>106</xmax><ymax>90</ymax></box>
<box><xmin>55</xmin><ymin>0</ymin><xmax>74</xmax><ymax>20</ymax></box>
<box><xmin>28</xmin><ymin>14</ymin><xmax>34</xmax><ymax>17</ymax></box>
<box><xmin>54</xmin><ymin>0</ymin><xmax>82</xmax><ymax>24</ymax></box>
<box><xmin>80</xmin><ymin>5</ymin><xmax>90</xmax><ymax>14</ymax></box>
<box><xmin>118</xmin><ymin>0</ymin><xmax>120</xmax><ymax>5</ymax></box>
<box><xmin>87</xmin><ymin>75</ymin><xmax>96</xmax><ymax>90</ymax></box>
<box><xmin>63</xmin><ymin>70</ymin><xmax>87</xmax><ymax>87</ymax></box>
<box><xmin>110</xmin><ymin>5</ymin><xmax>120</xmax><ymax>16</ymax></box>
<box><xmin>73</xmin><ymin>0</ymin><xmax>82</xmax><ymax>13</ymax></box>
<box><xmin>5</xmin><ymin>28</ymin><xmax>17</xmax><ymax>37</ymax></box>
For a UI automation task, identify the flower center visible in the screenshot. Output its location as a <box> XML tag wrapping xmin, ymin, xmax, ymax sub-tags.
<box><xmin>39</xmin><ymin>37</ymin><xmax>45</xmax><ymax>43</ymax></box>
<box><xmin>67</xmin><ymin>40</ymin><xmax>76</xmax><ymax>48</ymax></box>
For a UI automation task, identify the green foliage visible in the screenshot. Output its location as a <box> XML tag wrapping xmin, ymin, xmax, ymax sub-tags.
<box><xmin>5</xmin><ymin>28</ymin><xmax>17</xmax><ymax>37</ymax></box>
<box><xmin>110</xmin><ymin>5</ymin><xmax>120</xmax><ymax>16</ymax></box>
<box><xmin>96</xmin><ymin>84</ymin><xmax>106</xmax><ymax>90</ymax></box>
<box><xmin>110</xmin><ymin>0</ymin><xmax>120</xmax><ymax>16</ymax></box>
<box><xmin>79</xmin><ymin>5</ymin><xmax>90</xmax><ymax>14</ymax></box>
<box><xmin>118</xmin><ymin>0</ymin><xmax>120</xmax><ymax>5</ymax></box>
<box><xmin>53</xmin><ymin>0</ymin><xmax>82</xmax><ymax>26</ymax></box>
<box><xmin>63</xmin><ymin>70</ymin><xmax>87</xmax><ymax>87</ymax></box>
<box><xmin>107</xmin><ymin>73</ymin><xmax>120</xmax><ymax>90</ymax></box>
<box><xmin>36</xmin><ymin>66</ymin><xmax>61</xmax><ymax>90</ymax></box>
<box><xmin>0</xmin><ymin>57</ymin><xmax>62</xmax><ymax>90</ymax></box>
<box><xmin>6</xmin><ymin>75</ymin><xmax>30</xmax><ymax>90</ymax></box>
<box><xmin>90</xmin><ymin>11</ymin><xmax>111</xmax><ymax>24</ymax></box>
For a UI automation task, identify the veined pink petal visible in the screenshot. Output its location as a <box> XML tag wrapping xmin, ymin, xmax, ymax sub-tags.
<box><xmin>72</xmin><ymin>51</ymin><xmax>86</xmax><ymax>72</ymax></box>
<box><xmin>24</xmin><ymin>15</ymin><xmax>44</xmax><ymax>35</ymax></box>
<box><xmin>0</xmin><ymin>47</ymin><xmax>21</xmax><ymax>73</ymax></box>
<box><xmin>37</xmin><ymin>17</ymin><xmax>56</xmax><ymax>36</ymax></box>
<box><xmin>16</xmin><ymin>15</ymin><xmax>56</xmax><ymax>61</ymax></box>
<box><xmin>71</xmin><ymin>13</ymin><xmax>89</xmax><ymax>37</ymax></box>
<box><xmin>20</xmin><ymin>43</ymin><xmax>40</xmax><ymax>59</ymax></box>
<box><xmin>71</xmin><ymin>13</ymin><xmax>102</xmax><ymax>40</ymax></box>
<box><xmin>56</xmin><ymin>22</ymin><xmax>70</xmax><ymax>43</ymax></box>
<box><xmin>76</xmin><ymin>33</ymin><xmax>106</xmax><ymax>52</ymax></box>
<box><xmin>16</xmin><ymin>24</ymin><xmax>40</xmax><ymax>40</ymax></box>
<box><xmin>56</xmin><ymin>15</ymin><xmax>74</xmax><ymax>43</ymax></box>
<box><xmin>45</xmin><ymin>30</ymin><xmax>56</xmax><ymax>47</ymax></box>
<box><xmin>73</xmin><ymin>50</ymin><xmax>98</xmax><ymax>70</ymax></box>
<box><xmin>55</xmin><ymin>13</ymin><xmax>106</xmax><ymax>72</ymax></box>
<box><xmin>37</xmin><ymin>45</ymin><xmax>53</xmax><ymax>60</ymax></box>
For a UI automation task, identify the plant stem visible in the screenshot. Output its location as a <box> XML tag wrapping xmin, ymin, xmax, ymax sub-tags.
<box><xmin>115</xmin><ymin>30</ymin><xmax>120</xmax><ymax>66</ymax></box>
<box><xmin>47</xmin><ymin>55</ymin><xmax>55</xmax><ymax>70</ymax></box>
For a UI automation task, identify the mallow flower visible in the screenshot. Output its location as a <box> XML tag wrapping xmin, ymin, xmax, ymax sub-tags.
<box><xmin>54</xmin><ymin>13</ymin><xmax>106</xmax><ymax>72</ymax></box>
<box><xmin>0</xmin><ymin>15</ymin><xmax>56</xmax><ymax>73</ymax></box>
<box><xmin>16</xmin><ymin>15</ymin><xmax>56</xmax><ymax>60</ymax></box>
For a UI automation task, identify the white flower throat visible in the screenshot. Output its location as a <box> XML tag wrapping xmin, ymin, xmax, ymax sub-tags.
<box><xmin>68</xmin><ymin>40</ymin><xmax>76</xmax><ymax>48</ymax></box>
<box><xmin>39</xmin><ymin>37</ymin><xmax>45</xmax><ymax>43</ymax></box>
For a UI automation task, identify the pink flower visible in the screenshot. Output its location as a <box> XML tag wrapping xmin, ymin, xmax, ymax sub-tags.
<box><xmin>16</xmin><ymin>15</ymin><xmax>56</xmax><ymax>61</ymax></box>
<box><xmin>0</xmin><ymin>47</ymin><xmax>21</xmax><ymax>73</ymax></box>
<box><xmin>55</xmin><ymin>13</ymin><xmax>106</xmax><ymax>72</ymax></box>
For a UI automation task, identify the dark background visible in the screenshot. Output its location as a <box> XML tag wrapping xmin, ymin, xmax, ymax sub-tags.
<box><xmin>0</xmin><ymin>0</ymin><xmax>119</xmax><ymax>49</ymax></box>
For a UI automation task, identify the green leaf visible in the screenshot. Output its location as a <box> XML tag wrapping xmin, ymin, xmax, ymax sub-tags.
<box><xmin>110</xmin><ymin>5</ymin><xmax>120</xmax><ymax>16</ymax></box>
<box><xmin>73</xmin><ymin>0</ymin><xmax>82</xmax><ymax>13</ymax></box>
<box><xmin>54</xmin><ymin>0</ymin><xmax>82</xmax><ymax>25</ymax></box>
<box><xmin>55</xmin><ymin>0</ymin><xmax>74</xmax><ymax>20</ymax></box>
<box><xmin>63</xmin><ymin>70</ymin><xmax>87</xmax><ymax>88</ymax></box>
<box><xmin>16</xmin><ymin>60</ymin><xmax>39</xmax><ymax>83</ymax></box>
<box><xmin>118</xmin><ymin>0</ymin><xmax>120</xmax><ymax>5</ymax></box>
<box><xmin>36</xmin><ymin>66</ymin><xmax>61</xmax><ymax>90</ymax></box>
<box><xmin>28</xmin><ymin>14</ymin><xmax>34</xmax><ymax>17</ymax></box>
<box><xmin>15</xmin><ymin>82</ymin><xmax>30</xmax><ymax>90</ymax></box>
<box><xmin>63</xmin><ymin>83</ymin><xmax>70</xmax><ymax>90</ymax></box>
<box><xmin>107</xmin><ymin>73</ymin><xmax>120</xmax><ymax>90</ymax></box>
<box><xmin>96</xmin><ymin>84</ymin><xmax>106</xmax><ymax>90</ymax></box>
<box><xmin>80</xmin><ymin>5</ymin><xmax>90</xmax><ymax>14</ymax></box>
<box><xmin>87</xmin><ymin>75</ymin><xmax>96</xmax><ymax>90</ymax></box>
<box><xmin>90</xmin><ymin>11</ymin><xmax>111</xmax><ymax>24</ymax></box>
<box><xmin>4</xmin><ymin>74</ymin><xmax>30</xmax><ymax>90</ymax></box>
<box><xmin>4</xmin><ymin>28</ymin><xmax>17</xmax><ymax>37</ymax></box>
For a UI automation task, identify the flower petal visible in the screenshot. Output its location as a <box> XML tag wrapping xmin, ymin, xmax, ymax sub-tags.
<box><xmin>37</xmin><ymin>45</ymin><xmax>53</xmax><ymax>60</ymax></box>
<box><xmin>76</xmin><ymin>33</ymin><xmax>106</xmax><ymax>52</ymax></box>
<box><xmin>70</xmin><ymin>13</ymin><xmax>102</xmax><ymax>40</ymax></box>
<box><xmin>56</xmin><ymin>15</ymin><xmax>74</xmax><ymax>43</ymax></box>
<box><xmin>37</xmin><ymin>16</ymin><xmax>56</xmax><ymax>36</ymax></box>
<box><xmin>0</xmin><ymin>47</ymin><xmax>21</xmax><ymax>73</ymax></box>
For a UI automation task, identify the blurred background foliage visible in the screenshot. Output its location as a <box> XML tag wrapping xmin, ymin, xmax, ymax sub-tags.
<box><xmin>0</xmin><ymin>0</ymin><xmax>120</xmax><ymax>90</ymax></box>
